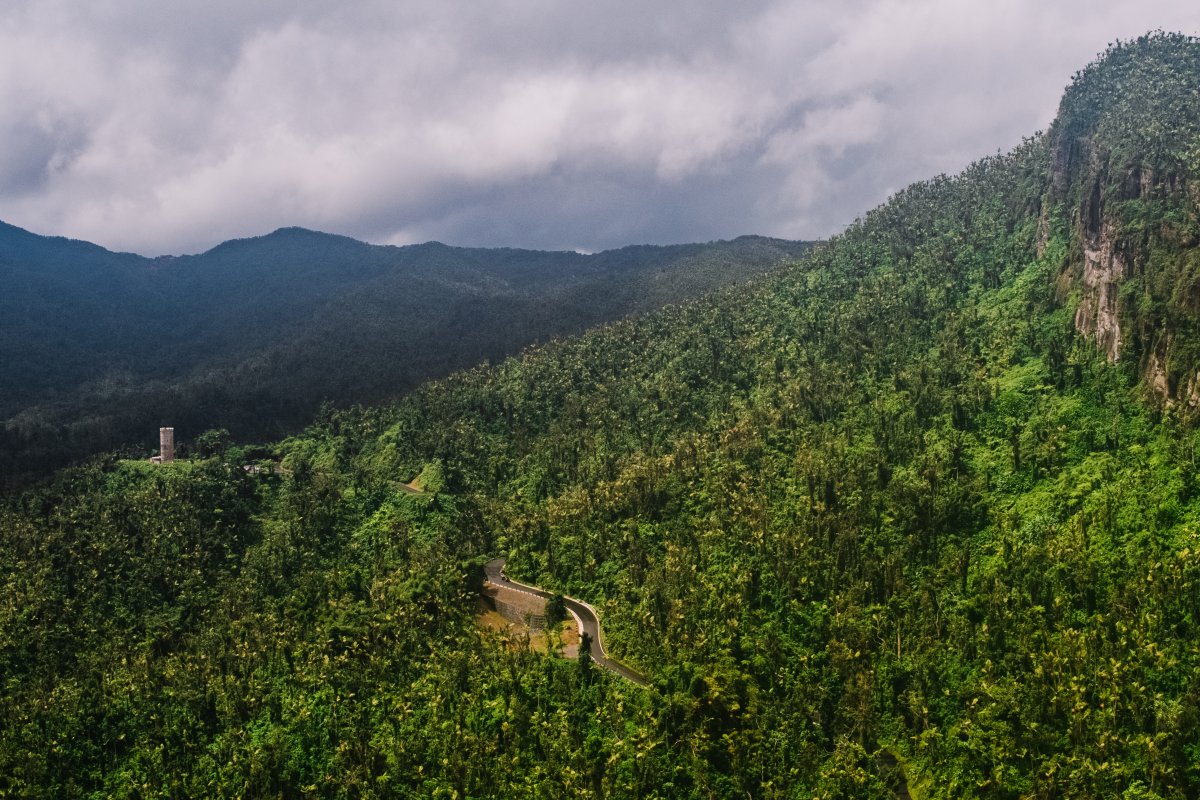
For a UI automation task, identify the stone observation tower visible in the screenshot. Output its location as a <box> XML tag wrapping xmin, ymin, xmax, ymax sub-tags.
<box><xmin>159</xmin><ymin>427</ymin><xmax>175</xmax><ymax>463</ymax></box>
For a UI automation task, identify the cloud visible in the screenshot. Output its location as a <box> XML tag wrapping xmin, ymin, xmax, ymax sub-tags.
<box><xmin>0</xmin><ymin>0</ymin><xmax>1197</xmax><ymax>254</ymax></box>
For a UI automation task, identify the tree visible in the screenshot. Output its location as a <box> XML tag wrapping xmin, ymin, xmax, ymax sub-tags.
<box><xmin>546</xmin><ymin>593</ymin><xmax>567</xmax><ymax>625</ymax></box>
<box><xmin>193</xmin><ymin>428</ymin><xmax>231</xmax><ymax>459</ymax></box>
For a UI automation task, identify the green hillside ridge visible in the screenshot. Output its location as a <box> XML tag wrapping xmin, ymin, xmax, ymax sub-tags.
<box><xmin>0</xmin><ymin>227</ymin><xmax>810</xmax><ymax>488</ymax></box>
<box><xmin>3</xmin><ymin>32</ymin><xmax>1200</xmax><ymax>798</ymax></box>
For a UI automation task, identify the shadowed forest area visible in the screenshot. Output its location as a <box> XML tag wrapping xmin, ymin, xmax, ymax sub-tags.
<box><xmin>0</xmin><ymin>229</ymin><xmax>809</xmax><ymax>488</ymax></box>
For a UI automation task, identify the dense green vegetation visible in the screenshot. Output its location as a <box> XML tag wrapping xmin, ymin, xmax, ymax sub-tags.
<box><xmin>3</xmin><ymin>33</ymin><xmax>1200</xmax><ymax>798</ymax></box>
<box><xmin>0</xmin><ymin>228</ymin><xmax>808</xmax><ymax>489</ymax></box>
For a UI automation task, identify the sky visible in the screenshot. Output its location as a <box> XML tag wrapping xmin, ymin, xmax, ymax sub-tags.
<box><xmin>0</xmin><ymin>1</ymin><xmax>1198</xmax><ymax>256</ymax></box>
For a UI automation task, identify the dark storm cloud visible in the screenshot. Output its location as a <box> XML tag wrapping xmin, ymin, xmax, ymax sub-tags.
<box><xmin>0</xmin><ymin>118</ymin><xmax>85</xmax><ymax>194</ymax></box>
<box><xmin>0</xmin><ymin>1</ymin><xmax>1197</xmax><ymax>254</ymax></box>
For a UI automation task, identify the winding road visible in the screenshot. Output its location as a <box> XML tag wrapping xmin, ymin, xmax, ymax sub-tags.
<box><xmin>484</xmin><ymin>557</ymin><xmax>648</xmax><ymax>686</ymax></box>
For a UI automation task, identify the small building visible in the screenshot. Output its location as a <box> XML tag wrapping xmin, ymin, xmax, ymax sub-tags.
<box><xmin>150</xmin><ymin>427</ymin><xmax>175</xmax><ymax>464</ymax></box>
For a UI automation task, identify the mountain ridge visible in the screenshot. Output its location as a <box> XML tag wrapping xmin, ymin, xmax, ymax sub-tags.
<box><xmin>0</xmin><ymin>220</ymin><xmax>812</xmax><ymax>486</ymax></box>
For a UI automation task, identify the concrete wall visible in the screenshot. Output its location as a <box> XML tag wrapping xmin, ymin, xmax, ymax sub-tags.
<box><xmin>484</xmin><ymin>590</ymin><xmax>549</xmax><ymax>631</ymax></box>
<box><xmin>493</xmin><ymin>598</ymin><xmax>548</xmax><ymax>631</ymax></box>
<box><xmin>159</xmin><ymin>427</ymin><xmax>175</xmax><ymax>463</ymax></box>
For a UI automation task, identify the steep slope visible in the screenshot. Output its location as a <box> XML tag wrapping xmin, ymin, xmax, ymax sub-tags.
<box><xmin>3</xmin><ymin>33</ymin><xmax>1200</xmax><ymax>799</ymax></box>
<box><xmin>0</xmin><ymin>227</ymin><xmax>810</xmax><ymax>487</ymax></box>
<box><xmin>0</xmin><ymin>221</ymin><xmax>159</xmax><ymax>400</ymax></box>
<box><xmin>1045</xmin><ymin>35</ymin><xmax>1200</xmax><ymax>398</ymax></box>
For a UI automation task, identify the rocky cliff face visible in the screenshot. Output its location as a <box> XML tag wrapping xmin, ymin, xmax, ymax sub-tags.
<box><xmin>1144</xmin><ymin>338</ymin><xmax>1200</xmax><ymax>408</ymax></box>
<box><xmin>1045</xmin><ymin>135</ymin><xmax>1137</xmax><ymax>364</ymax></box>
<box><xmin>1073</xmin><ymin>192</ymin><xmax>1127</xmax><ymax>362</ymax></box>
<box><xmin>1043</xmin><ymin>34</ymin><xmax>1200</xmax><ymax>405</ymax></box>
<box><xmin>1060</xmin><ymin>151</ymin><xmax>1200</xmax><ymax>403</ymax></box>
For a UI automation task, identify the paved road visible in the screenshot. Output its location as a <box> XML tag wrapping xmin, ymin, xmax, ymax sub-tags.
<box><xmin>484</xmin><ymin>557</ymin><xmax>648</xmax><ymax>686</ymax></box>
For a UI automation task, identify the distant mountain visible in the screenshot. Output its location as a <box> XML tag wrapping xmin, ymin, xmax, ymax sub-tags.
<box><xmin>0</xmin><ymin>224</ymin><xmax>812</xmax><ymax>485</ymax></box>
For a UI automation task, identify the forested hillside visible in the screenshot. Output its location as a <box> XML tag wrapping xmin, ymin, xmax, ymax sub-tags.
<box><xmin>0</xmin><ymin>228</ymin><xmax>808</xmax><ymax>488</ymax></box>
<box><xmin>3</xmin><ymin>33</ymin><xmax>1200</xmax><ymax>798</ymax></box>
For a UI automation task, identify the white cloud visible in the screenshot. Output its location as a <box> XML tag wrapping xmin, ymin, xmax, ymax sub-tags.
<box><xmin>0</xmin><ymin>0</ymin><xmax>1197</xmax><ymax>254</ymax></box>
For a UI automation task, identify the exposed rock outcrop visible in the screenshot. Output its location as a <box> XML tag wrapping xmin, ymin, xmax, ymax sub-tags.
<box><xmin>1146</xmin><ymin>343</ymin><xmax>1172</xmax><ymax>398</ymax></box>
<box><xmin>1041</xmin><ymin>33</ymin><xmax>1200</xmax><ymax>405</ymax></box>
<box><xmin>1146</xmin><ymin>335</ymin><xmax>1200</xmax><ymax>409</ymax></box>
<box><xmin>1054</xmin><ymin>144</ymin><xmax>1135</xmax><ymax>363</ymax></box>
<box><xmin>1054</xmin><ymin>144</ymin><xmax>1161</xmax><ymax>367</ymax></box>
<box><xmin>1074</xmin><ymin>214</ymin><xmax>1127</xmax><ymax>362</ymax></box>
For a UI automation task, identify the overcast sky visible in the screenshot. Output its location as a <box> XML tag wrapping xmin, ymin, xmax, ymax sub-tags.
<box><xmin>0</xmin><ymin>1</ymin><xmax>1198</xmax><ymax>256</ymax></box>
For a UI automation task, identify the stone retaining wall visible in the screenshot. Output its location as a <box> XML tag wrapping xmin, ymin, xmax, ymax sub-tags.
<box><xmin>483</xmin><ymin>584</ymin><xmax>549</xmax><ymax>631</ymax></box>
<box><xmin>493</xmin><ymin>597</ymin><xmax>547</xmax><ymax>631</ymax></box>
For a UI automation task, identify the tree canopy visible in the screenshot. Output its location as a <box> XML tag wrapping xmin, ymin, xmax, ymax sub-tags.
<box><xmin>2</xmin><ymin>32</ymin><xmax>1200</xmax><ymax>799</ymax></box>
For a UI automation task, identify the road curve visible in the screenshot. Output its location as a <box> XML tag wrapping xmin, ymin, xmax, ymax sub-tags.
<box><xmin>484</xmin><ymin>557</ymin><xmax>648</xmax><ymax>686</ymax></box>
